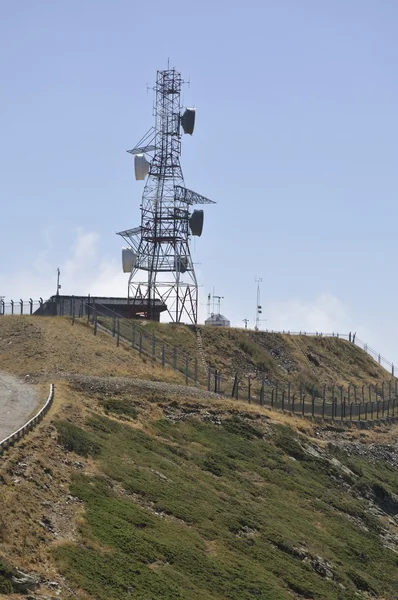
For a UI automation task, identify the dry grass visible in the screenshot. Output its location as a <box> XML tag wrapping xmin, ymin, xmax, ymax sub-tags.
<box><xmin>0</xmin><ymin>316</ymin><xmax>185</xmax><ymax>384</ymax></box>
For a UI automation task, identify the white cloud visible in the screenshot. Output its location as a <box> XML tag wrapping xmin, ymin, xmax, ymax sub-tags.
<box><xmin>1</xmin><ymin>229</ymin><xmax>127</xmax><ymax>301</ymax></box>
<box><xmin>266</xmin><ymin>293</ymin><xmax>353</xmax><ymax>335</ymax></box>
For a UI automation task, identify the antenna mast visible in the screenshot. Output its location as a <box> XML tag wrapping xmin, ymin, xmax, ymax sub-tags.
<box><xmin>255</xmin><ymin>277</ymin><xmax>263</xmax><ymax>331</ymax></box>
<box><xmin>118</xmin><ymin>67</ymin><xmax>215</xmax><ymax>324</ymax></box>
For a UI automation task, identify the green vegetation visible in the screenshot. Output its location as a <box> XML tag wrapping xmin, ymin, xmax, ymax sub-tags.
<box><xmin>0</xmin><ymin>560</ymin><xmax>15</xmax><ymax>594</ymax></box>
<box><xmin>54</xmin><ymin>411</ymin><xmax>398</xmax><ymax>599</ymax></box>
<box><xmin>55</xmin><ymin>420</ymin><xmax>101</xmax><ymax>457</ymax></box>
<box><xmin>100</xmin><ymin>396</ymin><xmax>138</xmax><ymax>420</ymax></box>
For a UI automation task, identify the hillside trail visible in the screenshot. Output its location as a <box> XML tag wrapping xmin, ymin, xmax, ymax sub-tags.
<box><xmin>0</xmin><ymin>371</ymin><xmax>39</xmax><ymax>441</ymax></box>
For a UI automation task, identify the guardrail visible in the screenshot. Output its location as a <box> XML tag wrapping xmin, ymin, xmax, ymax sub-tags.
<box><xmin>0</xmin><ymin>384</ymin><xmax>54</xmax><ymax>456</ymax></box>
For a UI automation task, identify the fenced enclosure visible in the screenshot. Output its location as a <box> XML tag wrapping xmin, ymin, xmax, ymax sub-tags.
<box><xmin>2</xmin><ymin>296</ymin><xmax>398</xmax><ymax>424</ymax></box>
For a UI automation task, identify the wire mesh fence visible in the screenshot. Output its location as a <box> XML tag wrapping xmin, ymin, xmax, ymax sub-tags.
<box><xmin>2</xmin><ymin>296</ymin><xmax>398</xmax><ymax>423</ymax></box>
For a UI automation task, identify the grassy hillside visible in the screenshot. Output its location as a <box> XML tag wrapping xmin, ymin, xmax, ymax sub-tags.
<box><xmin>0</xmin><ymin>316</ymin><xmax>398</xmax><ymax>599</ymax></box>
<box><xmin>126</xmin><ymin>320</ymin><xmax>391</xmax><ymax>390</ymax></box>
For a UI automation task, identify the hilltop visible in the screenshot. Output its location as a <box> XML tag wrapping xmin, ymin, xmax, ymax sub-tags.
<box><xmin>0</xmin><ymin>316</ymin><xmax>398</xmax><ymax>599</ymax></box>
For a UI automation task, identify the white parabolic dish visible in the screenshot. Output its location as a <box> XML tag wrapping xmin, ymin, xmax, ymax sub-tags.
<box><xmin>122</xmin><ymin>248</ymin><xmax>137</xmax><ymax>273</ymax></box>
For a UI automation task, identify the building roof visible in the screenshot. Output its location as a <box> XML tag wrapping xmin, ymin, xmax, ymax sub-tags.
<box><xmin>205</xmin><ymin>313</ymin><xmax>230</xmax><ymax>323</ymax></box>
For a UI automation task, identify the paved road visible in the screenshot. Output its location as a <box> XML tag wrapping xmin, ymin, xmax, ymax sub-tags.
<box><xmin>0</xmin><ymin>372</ymin><xmax>39</xmax><ymax>442</ymax></box>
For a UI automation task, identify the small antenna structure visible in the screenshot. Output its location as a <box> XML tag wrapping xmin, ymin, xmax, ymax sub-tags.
<box><xmin>255</xmin><ymin>277</ymin><xmax>264</xmax><ymax>331</ymax></box>
<box><xmin>56</xmin><ymin>268</ymin><xmax>61</xmax><ymax>296</ymax></box>
<box><xmin>213</xmin><ymin>294</ymin><xmax>224</xmax><ymax>315</ymax></box>
<box><xmin>242</xmin><ymin>318</ymin><xmax>249</xmax><ymax>329</ymax></box>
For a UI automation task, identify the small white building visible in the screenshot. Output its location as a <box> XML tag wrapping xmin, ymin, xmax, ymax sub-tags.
<box><xmin>205</xmin><ymin>313</ymin><xmax>230</xmax><ymax>327</ymax></box>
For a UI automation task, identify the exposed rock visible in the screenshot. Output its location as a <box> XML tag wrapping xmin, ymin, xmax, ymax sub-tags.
<box><xmin>11</xmin><ymin>570</ymin><xmax>40</xmax><ymax>593</ymax></box>
<box><xmin>311</xmin><ymin>556</ymin><xmax>335</xmax><ymax>579</ymax></box>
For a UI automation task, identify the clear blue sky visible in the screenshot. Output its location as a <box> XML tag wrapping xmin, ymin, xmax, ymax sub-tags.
<box><xmin>1</xmin><ymin>1</ymin><xmax>398</xmax><ymax>363</ymax></box>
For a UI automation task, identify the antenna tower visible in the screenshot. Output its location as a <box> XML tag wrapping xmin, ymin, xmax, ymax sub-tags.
<box><xmin>118</xmin><ymin>67</ymin><xmax>215</xmax><ymax>324</ymax></box>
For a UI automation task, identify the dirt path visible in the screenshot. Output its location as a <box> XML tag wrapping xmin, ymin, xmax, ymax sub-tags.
<box><xmin>0</xmin><ymin>372</ymin><xmax>39</xmax><ymax>441</ymax></box>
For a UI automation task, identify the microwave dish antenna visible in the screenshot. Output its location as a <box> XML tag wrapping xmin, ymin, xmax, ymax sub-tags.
<box><xmin>117</xmin><ymin>66</ymin><xmax>215</xmax><ymax>323</ymax></box>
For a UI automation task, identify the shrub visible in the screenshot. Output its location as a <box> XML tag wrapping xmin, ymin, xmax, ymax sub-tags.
<box><xmin>100</xmin><ymin>397</ymin><xmax>138</xmax><ymax>419</ymax></box>
<box><xmin>55</xmin><ymin>421</ymin><xmax>101</xmax><ymax>457</ymax></box>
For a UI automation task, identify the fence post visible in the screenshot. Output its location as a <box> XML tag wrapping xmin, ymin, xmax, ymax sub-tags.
<box><xmin>94</xmin><ymin>314</ymin><xmax>98</xmax><ymax>336</ymax></box>
<box><xmin>302</xmin><ymin>395</ymin><xmax>305</xmax><ymax>417</ymax></box>
<box><xmin>382</xmin><ymin>400</ymin><xmax>385</xmax><ymax>418</ymax></box>
<box><xmin>139</xmin><ymin>332</ymin><xmax>143</xmax><ymax>356</ymax></box>
<box><xmin>387</xmin><ymin>400</ymin><xmax>390</xmax><ymax>418</ymax></box>
<box><xmin>362</xmin><ymin>385</ymin><xmax>365</xmax><ymax>403</ymax></box>
<box><xmin>393</xmin><ymin>398</ymin><xmax>396</xmax><ymax>418</ymax></box>
<box><xmin>132</xmin><ymin>323</ymin><xmax>136</xmax><ymax>348</ymax></box>
<box><xmin>11</xmin><ymin>300</ymin><xmax>14</xmax><ymax>315</ymax></box>
<box><xmin>271</xmin><ymin>389</ymin><xmax>274</xmax><ymax>408</ymax></box>
<box><xmin>162</xmin><ymin>345</ymin><xmax>165</xmax><ymax>367</ymax></box>
<box><xmin>382</xmin><ymin>382</ymin><xmax>385</xmax><ymax>399</ymax></box>
<box><xmin>350</xmin><ymin>403</ymin><xmax>353</xmax><ymax>421</ymax></box>
<box><xmin>248</xmin><ymin>376</ymin><xmax>251</xmax><ymax>404</ymax></box>
<box><xmin>282</xmin><ymin>390</ymin><xmax>285</xmax><ymax>412</ymax></box>
<box><xmin>311</xmin><ymin>395</ymin><xmax>315</xmax><ymax>418</ymax></box>
<box><xmin>152</xmin><ymin>334</ymin><xmax>156</xmax><ymax>359</ymax></box>
<box><xmin>288</xmin><ymin>382</ymin><xmax>291</xmax><ymax>405</ymax></box>
<box><xmin>208</xmin><ymin>368</ymin><xmax>211</xmax><ymax>391</ymax></box>
<box><xmin>232</xmin><ymin>374</ymin><xmax>238</xmax><ymax>398</ymax></box>
<box><xmin>275</xmin><ymin>382</ymin><xmax>278</xmax><ymax>405</ymax></box>
<box><xmin>371</xmin><ymin>402</ymin><xmax>374</xmax><ymax>420</ymax></box>
<box><xmin>20</xmin><ymin>299</ymin><xmax>23</xmax><ymax>315</ymax></box>
<box><xmin>292</xmin><ymin>393</ymin><xmax>295</xmax><ymax>414</ymax></box>
<box><xmin>116</xmin><ymin>320</ymin><xmax>120</xmax><ymax>347</ymax></box>
<box><xmin>365</xmin><ymin>402</ymin><xmax>368</xmax><ymax>421</ymax></box>
<box><xmin>358</xmin><ymin>402</ymin><xmax>361</xmax><ymax>422</ymax></box>
<box><xmin>376</xmin><ymin>401</ymin><xmax>379</xmax><ymax>420</ymax></box>
<box><xmin>186</xmin><ymin>357</ymin><xmax>189</xmax><ymax>385</ymax></box>
<box><xmin>29</xmin><ymin>298</ymin><xmax>33</xmax><ymax>315</ymax></box>
<box><xmin>112</xmin><ymin>318</ymin><xmax>116</xmax><ymax>337</ymax></box>
<box><xmin>173</xmin><ymin>347</ymin><xmax>177</xmax><ymax>369</ymax></box>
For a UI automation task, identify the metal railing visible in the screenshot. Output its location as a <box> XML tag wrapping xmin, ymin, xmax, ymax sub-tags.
<box><xmin>0</xmin><ymin>384</ymin><xmax>54</xmax><ymax>456</ymax></box>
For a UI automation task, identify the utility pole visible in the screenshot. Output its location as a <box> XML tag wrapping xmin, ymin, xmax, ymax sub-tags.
<box><xmin>242</xmin><ymin>318</ymin><xmax>249</xmax><ymax>329</ymax></box>
<box><xmin>56</xmin><ymin>268</ymin><xmax>61</xmax><ymax>296</ymax></box>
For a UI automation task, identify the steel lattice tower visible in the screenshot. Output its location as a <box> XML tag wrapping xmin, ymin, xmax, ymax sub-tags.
<box><xmin>118</xmin><ymin>67</ymin><xmax>214</xmax><ymax>324</ymax></box>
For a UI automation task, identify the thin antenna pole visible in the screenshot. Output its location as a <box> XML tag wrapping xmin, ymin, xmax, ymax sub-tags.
<box><xmin>56</xmin><ymin>268</ymin><xmax>61</xmax><ymax>297</ymax></box>
<box><xmin>255</xmin><ymin>277</ymin><xmax>263</xmax><ymax>331</ymax></box>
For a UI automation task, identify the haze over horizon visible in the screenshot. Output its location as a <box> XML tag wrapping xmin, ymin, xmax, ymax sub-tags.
<box><xmin>1</xmin><ymin>1</ymin><xmax>397</xmax><ymax>365</ymax></box>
